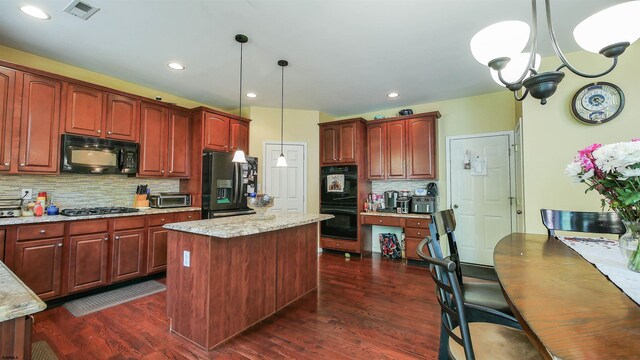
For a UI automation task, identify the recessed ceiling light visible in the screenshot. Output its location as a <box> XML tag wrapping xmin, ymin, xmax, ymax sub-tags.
<box><xmin>20</xmin><ymin>5</ymin><xmax>50</xmax><ymax>20</ymax></box>
<box><xmin>167</xmin><ymin>62</ymin><xmax>185</xmax><ymax>70</ymax></box>
<box><xmin>387</xmin><ymin>92</ymin><xmax>399</xmax><ymax>98</ymax></box>
<box><xmin>246</xmin><ymin>92</ymin><xmax>257</xmax><ymax>98</ymax></box>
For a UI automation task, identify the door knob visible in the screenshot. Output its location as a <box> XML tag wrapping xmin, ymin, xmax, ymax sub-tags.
<box><xmin>3</xmin><ymin>162</ymin><xmax>8</xmax><ymax>166</ymax></box>
<box><xmin>453</xmin><ymin>204</ymin><xmax>459</xmax><ymax>209</ymax></box>
<box><xmin>516</xmin><ymin>210</ymin><xmax>523</xmax><ymax>214</ymax></box>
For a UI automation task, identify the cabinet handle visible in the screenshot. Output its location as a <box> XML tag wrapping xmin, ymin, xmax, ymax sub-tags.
<box><xmin>188</xmin><ymin>215</ymin><xmax>192</xmax><ymax>219</ymax></box>
<box><xmin>104</xmin><ymin>237</ymin><xmax>109</xmax><ymax>241</ymax></box>
<box><xmin>20</xmin><ymin>163</ymin><xmax>25</xmax><ymax>167</ymax></box>
<box><xmin>417</xmin><ymin>222</ymin><xmax>421</xmax><ymax>226</ymax></box>
<box><xmin>115</xmin><ymin>236</ymin><xmax>120</xmax><ymax>240</ymax></box>
<box><xmin>161</xmin><ymin>218</ymin><xmax>165</xmax><ymax>222</ymax></box>
<box><xmin>40</xmin><ymin>229</ymin><xmax>46</xmax><ymax>234</ymax></box>
<box><xmin>57</xmin><ymin>243</ymin><xmax>63</xmax><ymax>247</ymax></box>
<box><xmin>107</xmin><ymin>131</ymin><xmax>112</xmax><ymax>134</ymax></box>
<box><xmin>379</xmin><ymin>220</ymin><xmax>383</xmax><ymax>223</ymax></box>
<box><xmin>161</xmin><ymin>170</ymin><xmax>165</xmax><ymax>173</ymax></box>
<box><xmin>169</xmin><ymin>170</ymin><xmax>173</xmax><ymax>173</ymax></box>
<box><xmin>417</xmin><ymin>232</ymin><xmax>421</xmax><ymax>236</ymax></box>
<box><xmin>3</xmin><ymin>162</ymin><xmax>8</xmax><ymax>166</ymax></box>
<box><xmin>97</xmin><ymin>129</ymin><xmax>102</xmax><ymax>133</ymax></box>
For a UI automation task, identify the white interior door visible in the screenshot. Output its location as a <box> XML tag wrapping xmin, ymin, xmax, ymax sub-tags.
<box><xmin>447</xmin><ymin>133</ymin><xmax>514</xmax><ymax>266</ymax></box>
<box><xmin>264</xmin><ymin>143</ymin><xmax>306</xmax><ymax>213</ymax></box>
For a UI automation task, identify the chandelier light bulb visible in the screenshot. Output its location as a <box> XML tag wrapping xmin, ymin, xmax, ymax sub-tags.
<box><xmin>490</xmin><ymin>53</ymin><xmax>541</xmax><ymax>87</ymax></box>
<box><xmin>470</xmin><ymin>21</ymin><xmax>530</xmax><ymax>66</ymax></box>
<box><xmin>573</xmin><ymin>1</ymin><xmax>640</xmax><ymax>54</ymax></box>
<box><xmin>276</xmin><ymin>154</ymin><xmax>288</xmax><ymax>167</ymax></box>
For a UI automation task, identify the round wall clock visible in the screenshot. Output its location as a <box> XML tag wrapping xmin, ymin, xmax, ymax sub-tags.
<box><xmin>571</xmin><ymin>82</ymin><xmax>624</xmax><ymax>125</ymax></box>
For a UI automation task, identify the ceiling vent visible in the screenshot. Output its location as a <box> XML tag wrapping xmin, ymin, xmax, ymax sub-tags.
<box><xmin>63</xmin><ymin>0</ymin><xmax>100</xmax><ymax>20</ymax></box>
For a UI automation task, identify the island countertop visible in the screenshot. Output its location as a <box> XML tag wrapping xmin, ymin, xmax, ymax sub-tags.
<box><xmin>0</xmin><ymin>261</ymin><xmax>46</xmax><ymax>322</ymax></box>
<box><xmin>163</xmin><ymin>212</ymin><xmax>334</xmax><ymax>238</ymax></box>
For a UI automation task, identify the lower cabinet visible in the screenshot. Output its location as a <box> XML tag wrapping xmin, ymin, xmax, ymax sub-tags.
<box><xmin>14</xmin><ymin>238</ymin><xmax>63</xmax><ymax>300</ymax></box>
<box><xmin>67</xmin><ymin>232</ymin><xmax>109</xmax><ymax>293</ymax></box>
<box><xmin>112</xmin><ymin>229</ymin><xmax>146</xmax><ymax>283</ymax></box>
<box><xmin>147</xmin><ymin>227</ymin><xmax>169</xmax><ymax>274</ymax></box>
<box><xmin>404</xmin><ymin>218</ymin><xmax>431</xmax><ymax>261</ymax></box>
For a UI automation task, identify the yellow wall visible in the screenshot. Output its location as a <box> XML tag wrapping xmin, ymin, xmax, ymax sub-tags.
<box><xmin>0</xmin><ymin>44</ymin><xmax>221</xmax><ymax>110</ymax></box>
<box><xmin>335</xmin><ymin>91</ymin><xmax>516</xmax><ymax>205</ymax></box>
<box><xmin>521</xmin><ymin>42</ymin><xmax>640</xmax><ymax>234</ymax></box>
<box><xmin>247</xmin><ymin>106</ymin><xmax>320</xmax><ymax>213</ymax></box>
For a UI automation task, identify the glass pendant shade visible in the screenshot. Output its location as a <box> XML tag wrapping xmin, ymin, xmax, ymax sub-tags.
<box><xmin>573</xmin><ymin>1</ymin><xmax>640</xmax><ymax>54</ymax></box>
<box><xmin>490</xmin><ymin>52</ymin><xmax>541</xmax><ymax>86</ymax></box>
<box><xmin>276</xmin><ymin>154</ymin><xmax>288</xmax><ymax>167</ymax></box>
<box><xmin>470</xmin><ymin>21</ymin><xmax>530</xmax><ymax>65</ymax></box>
<box><xmin>232</xmin><ymin>149</ymin><xmax>247</xmax><ymax>163</ymax></box>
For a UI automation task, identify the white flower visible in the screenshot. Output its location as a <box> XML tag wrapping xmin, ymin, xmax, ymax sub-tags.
<box><xmin>564</xmin><ymin>161</ymin><xmax>583</xmax><ymax>183</ymax></box>
<box><xmin>593</xmin><ymin>141</ymin><xmax>640</xmax><ymax>173</ymax></box>
<box><xmin>580</xmin><ymin>169</ymin><xmax>595</xmax><ymax>182</ymax></box>
<box><xmin>619</xmin><ymin>167</ymin><xmax>640</xmax><ymax>178</ymax></box>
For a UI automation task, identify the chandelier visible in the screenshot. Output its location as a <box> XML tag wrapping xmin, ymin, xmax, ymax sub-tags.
<box><xmin>470</xmin><ymin>0</ymin><xmax>640</xmax><ymax>104</ymax></box>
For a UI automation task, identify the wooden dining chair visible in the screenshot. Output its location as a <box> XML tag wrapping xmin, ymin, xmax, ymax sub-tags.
<box><xmin>417</xmin><ymin>239</ymin><xmax>543</xmax><ymax>360</ymax></box>
<box><xmin>540</xmin><ymin>209</ymin><xmax>626</xmax><ymax>237</ymax></box>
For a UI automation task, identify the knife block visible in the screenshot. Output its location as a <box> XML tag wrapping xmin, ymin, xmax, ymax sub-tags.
<box><xmin>134</xmin><ymin>194</ymin><xmax>149</xmax><ymax>208</ymax></box>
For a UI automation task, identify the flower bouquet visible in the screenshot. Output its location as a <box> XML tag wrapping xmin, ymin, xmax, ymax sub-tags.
<box><xmin>565</xmin><ymin>139</ymin><xmax>640</xmax><ymax>272</ymax></box>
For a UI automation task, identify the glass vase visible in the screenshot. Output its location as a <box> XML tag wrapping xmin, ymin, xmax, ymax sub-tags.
<box><xmin>619</xmin><ymin>221</ymin><xmax>640</xmax><ymax>273</ymax></box>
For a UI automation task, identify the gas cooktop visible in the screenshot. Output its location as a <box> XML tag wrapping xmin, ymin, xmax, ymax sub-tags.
<box><xmin>60</xmin><ymin>207</ymin><xmax>140</xmax><ymax>217</ymax></box>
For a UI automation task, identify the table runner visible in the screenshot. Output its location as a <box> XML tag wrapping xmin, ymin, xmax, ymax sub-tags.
<box><xmin>557</xmin><ymin>236</ymin><xmax>640</xmax><ymax>305</ymax></box>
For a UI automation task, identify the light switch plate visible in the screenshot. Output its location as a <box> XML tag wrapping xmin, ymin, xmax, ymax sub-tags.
<box><xmin>183</xmin><ymin>251</ymin><xmax>190</xmax><ymax>267</ymax></box>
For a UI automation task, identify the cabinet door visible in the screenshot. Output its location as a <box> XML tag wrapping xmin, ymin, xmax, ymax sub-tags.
<box><xmin>14</xmin><ymin>238</ymin><xmax>63</xmax><ymax>300</ymax></box>
<box><xmin>203</xmin><ymin>113</ymin><xmax>229</xmax><ymax>152</ymax></box>
<box><xmin>386</xmin><ymin>120</ymin><xmax>407</xmax><ymax>179</ymax></box>
<box><xmin>407</xmin><ymin>116</ymin><xmax>436</xmax><ymax>179</ymax></box>
<box><xmin>320</xmin><ymin>124</ymin><xmax>339</xmax><ymax>165</ymax></box>
<box><xmin>139</xmin><ymin>102</ymin><xmax>167</xmax><ymax>176</ymax></box>
<box><xmin>67</xmin><ymin>233</ymin><xmax>109</xmax><ymax>293</ymax></box>
<box><xmin>0</xmin><ymin>67</ymin><xmax>16</xmax><ymax>172</ymax></box>
<box><xmin>229</xmin><ymin>119</ymin><xmax>249</xmax><ymax>153</ymax></box>
<box><xmin>112</xmin><ymin>229</ymin><xmax>145</xmax><ymax>282</ymax></box>
<box><xmin>64</xmin><ymin>83</ymin><xmax>104</xmax><ymax>137</ymax></box>
<box><xmin>338</xmin><ymin>122</ymin><xmax>357</xmax><ymax>164</ymax></box>
<box><xmin>366</xmin><ymin>123</ymin><xmax>386</xmax><ymax>180</ymax></box>
<box><xmin>0</xmin><ymin>229</ymin><xmax>5</xmax><ymax>262</ymax></box>
<box><xmin>105</xmin><ymin>93</ymin><xmax>139</xmax><ymax>142</ymax></box>
<box><xmin>167</xmin><ymin>110</ymin><xmax>190</xmax><ymax>178</ymax></box>
<box><xmin>147</xmin><ymin>227</ymin><xmax>168</xmax><ymax>274</ymax></box>
<box><xmin>18</xmin><ymin>74</ymin><xmax>61</xmax><ymax>173</ymax></box>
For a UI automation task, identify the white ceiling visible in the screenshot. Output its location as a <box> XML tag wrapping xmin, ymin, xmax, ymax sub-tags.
<box><xmin>0</xmin><ymin>0</ymin><xmax>629</xmax><ymax>116</ymax></box>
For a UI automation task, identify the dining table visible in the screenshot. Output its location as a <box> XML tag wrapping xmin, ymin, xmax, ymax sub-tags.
<box><xmin>494</xmin><ymin>233</ymin><xmax>640</xmax><ymax>360</ymax></box>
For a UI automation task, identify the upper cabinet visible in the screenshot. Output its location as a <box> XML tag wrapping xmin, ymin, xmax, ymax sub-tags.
<box><xmin>167</xmin><ymin>110</ymin><xmax>191</xmax><ymax>178</ymax></box>
<box><xmin>203</xmin><ymin>113</ymin><xmax>229</xmax><ymax>152</ymax></box>
<box><xmin>64</xmin><ymin>83</ymin><xmax>139</xmax><ymax>142</ymax></box>
<box><xmin>18</xmin><ymin>73</ymin><xmax>62</xmax><ymax>174</ymax></box>
<box><xmin>229</xmin><ymin>119</ymin><xmax>249</xmax><ymax>153</ymax></box>
<box><xmin>0</xmin><ymin>66</ymin><xmax>16</xmax><ymax>172</ymax></box>
<box><xmin>366</xmin><ymin>112</ymin><xmax>440</xmax><ymax>180</ymax></box>
<box><xmin>319</xmin><ymin>118</ymin><xmax>366</xmax><ymax>166</ymax></box>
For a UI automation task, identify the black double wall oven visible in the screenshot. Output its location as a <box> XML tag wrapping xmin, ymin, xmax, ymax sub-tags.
<box><xmin>320</xmin><ymin>165</ymin><xmax>358</xmax><ymax>241</ymax></box>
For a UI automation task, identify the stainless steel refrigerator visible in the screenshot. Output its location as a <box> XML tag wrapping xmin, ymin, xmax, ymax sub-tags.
<box><xmin>202</xmin><ymin>151</ymin><xmax>258</xmax><ymax>218</ymax></box>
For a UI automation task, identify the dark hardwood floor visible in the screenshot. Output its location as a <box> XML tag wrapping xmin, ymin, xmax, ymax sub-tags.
<box><xmin>32</xmin><ymin>253</ymin><xmax>441</xmax><ymax>359</ymax></box>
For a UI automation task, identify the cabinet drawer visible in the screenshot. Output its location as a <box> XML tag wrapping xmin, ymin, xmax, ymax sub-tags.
<box><xmin>405</xmin><ymin>237</ymin><xmax>425</xmax><ymax>261</ymax></box>
<box><xmin>113</xmin><ymin>216</ymin><xmax>145</xmax><ymax>230</ymax></box>
<box><xmin>405</xmin><ymin>227</ymin><xmax>430</xmax><ymax>239</ymax></box>
<box><xmin>16</xmin><ymin>223</ymin><xmax>65</xmax><ymax>241</ymax></box>
<box><xmin>362</xmin><ymin>215</ymin><xmax>403</xmax><ymax>227</ymax></box>
<box><xmin>405</xmin><ymin>218</ymin><xmax>430</xmax><ymax>229</ymax></box>
<box><xmin>69</xmin><ymin>219</ymin><xmax>109</xmax><ymax>235</ymax></box>
<box><xmin>176</xmin><ymin>211</ymin><xmax>200</xmax><ymax>222</ymax></box>
<box><xmin>320</xmin><ymin>237</ymin><xmax>359</xmax><ymax>252</ymax></box>
<box><xmin>149</xmin><ymin>213</ymin><xmax>177</xmax><ymax>227</ymax></box>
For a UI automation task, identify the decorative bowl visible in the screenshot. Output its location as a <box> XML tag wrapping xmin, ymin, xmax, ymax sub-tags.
<box><xmin>246</xmin><ymin>194</ymin><xmax>275</xmax><ymax>219</ymax></box>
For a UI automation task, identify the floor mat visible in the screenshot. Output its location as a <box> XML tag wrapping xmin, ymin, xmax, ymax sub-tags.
<box><xmin>32</xmin><ymin>340</ymin><xmax>58</xmax><ymax>360</ymax></box>
<box><xmin>63</xmin><ymin>280</ymin><xmax>166</xmax><ymax>317</ymax></box>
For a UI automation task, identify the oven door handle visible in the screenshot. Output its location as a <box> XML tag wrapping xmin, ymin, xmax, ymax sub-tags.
<box><xmin>321</xmin><ymin>208</ymin><xmax>358</xmax><ymax>215</ymax></box>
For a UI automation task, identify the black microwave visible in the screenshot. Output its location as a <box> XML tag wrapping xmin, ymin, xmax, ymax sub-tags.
<box><xmin>60</xmin><ymin>134</ymin><xmax>138</xmax><ymax>174</ymax></box>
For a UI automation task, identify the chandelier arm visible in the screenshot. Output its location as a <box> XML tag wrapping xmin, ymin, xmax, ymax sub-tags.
<box><xmin>545</xmin><ymin>0</ymin><xmax>619</xmax><ymax>78</ymax></box>
<box><xmin>514</xmin><ymin>88</ymin><xmax>529</xmax><ymax>102</ymax></box>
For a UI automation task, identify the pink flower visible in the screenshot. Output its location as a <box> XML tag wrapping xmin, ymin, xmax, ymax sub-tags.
<box><xmin>577</xmin><ymin>143</ymin><xmax>601</xmax><ymax>171</ymax></box>
<box><xmin>632</xmin><ymin>138</ymin><xmax>640</xmax><ymax>142</ymax></box>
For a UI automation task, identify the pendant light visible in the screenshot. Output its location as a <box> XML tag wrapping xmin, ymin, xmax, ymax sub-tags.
<box><xmin>232</xmin><ymin>34</ymin><xmax>248</xmax><ymax>163</ymax></box>
<box><xmin>276</xmin><ymin>60</ymin><xmax>288</xmax><ymax>167</ymax></box>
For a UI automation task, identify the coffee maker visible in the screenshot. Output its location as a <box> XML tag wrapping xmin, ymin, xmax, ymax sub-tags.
<box><xmin>384</xmin><ymin>190</ymin><xmax>399</xmax><ymax>210</ymax></box>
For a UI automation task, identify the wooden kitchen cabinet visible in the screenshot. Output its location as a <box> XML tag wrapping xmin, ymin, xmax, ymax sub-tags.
<box><xmin>167</xmin><ymin>109</ymin><xmax>190</xmax><ymax>178</ymax></box>
<box><xmin>319</xmin><ymin>118</ymin><xmax>366</xmax><ymax>166</ymax></box>
<box><xmin>18</xmin><ymin>73</ymin><xmax>62</xmax><ymax>174</ymax></box>
<box><xmin>111</xmin><ymin>229</ymin><xmax>146</xmax><ymax>282</ymax></box>
<box><xmin>139</xmin><ymin>102</ymin><xmax>167</xmax><ymax>176</ymax></box>
<box><xmin>0</xmin><ymin>229</ymin><xmax>5</xmax><ymax>262</ymax></box>
<box><xmin>14</xmin><ymin>238</ymin><xmax>63</xmax><ymax>300</ymax></box>
<box><xmin>64</xmin><ymin>83</ymin><xmax>104</xmax><ymax>137</ymax></box>
<box><xmin>147</xmin><ymin>227</ymin><xmax>169</xmax><ymax>274</ymax></box>
<box><xmin>105</xmin><ymin>93</ymin><xmax>139</xmax><ymax>142</ymax></box>
<box><xmin>204</xmin><ymin>112</ymin><xmax>230</xmax><ymax>152</ymax></box>
<box><xmin>0</xmin><ymin>66</ymin><xmax>16</xmax><ymax>172</ymax></box>
<box><xmin>229</xmin><ymin>118</ymin><xmax>249</xmax><ymax>153</ymax></box>
<box><xmin>366</xmin><ymin>111</ymin><xmax>440</xmax><ymax>180</ymax></box>
<box><xmin>67</xmin><ymin>232</ymin><xmax>109</xmax><ymax>293</ymax></box>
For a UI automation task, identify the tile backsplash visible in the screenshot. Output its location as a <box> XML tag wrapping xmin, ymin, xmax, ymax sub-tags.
<box><xmin>371</xmin><ymin>180</ymin><xmax>438</xmax><ymax>196</ymax></box>
<box><xmin>0</xmin><ymin>174</ymin><xmax>179</xmax><ymax>209</ymax></box>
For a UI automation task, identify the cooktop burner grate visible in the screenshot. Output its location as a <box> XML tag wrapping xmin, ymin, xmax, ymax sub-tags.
<box><xmin>60</xmin><ymin>207</ymin><xmax>140</xmax><ymax>217</ymax></box>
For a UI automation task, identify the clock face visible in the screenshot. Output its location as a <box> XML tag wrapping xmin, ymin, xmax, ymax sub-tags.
<box><xmin>571</xmin><ymin>82</ymin><xmax>624</xmax><ymax>125</ymax></box>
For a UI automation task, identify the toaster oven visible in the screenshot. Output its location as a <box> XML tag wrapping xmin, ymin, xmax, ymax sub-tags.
<box><xmin>149</xmin><ymin>193</ymin><xmax>192</xmax><ymax>208</ymax></box>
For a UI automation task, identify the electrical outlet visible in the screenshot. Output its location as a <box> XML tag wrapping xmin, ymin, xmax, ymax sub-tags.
<box><xmin>183</xmin><ymin>251</ymin><xmax>190</xmax><ymax>267</ymax></box>
<box><xmin>21</xmin><ymin>189</ymin><xmax>32</xmax><ymax>200</ymax></box>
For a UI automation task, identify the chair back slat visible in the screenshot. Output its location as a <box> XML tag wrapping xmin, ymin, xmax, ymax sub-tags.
<box><xmin>430</xmin><ymin>210</ymin><xmax>463</xmax><ymax>285</ymax></box>
<box><xmin>540</xmin><ymin>209</ymin><xmax>626</xmax><ymax>237</ymax></box>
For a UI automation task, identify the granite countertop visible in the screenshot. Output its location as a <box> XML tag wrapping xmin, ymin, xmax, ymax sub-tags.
<box><xmin>0</xmin><ymin>261</ymin><xmax>46</xmax><ymax>322</ymax></box>
<box><xmin>360</xmin><ymin>212</ymin><xmax>432</xmax><ymax>219</ymax></box>
<box><xmin>0</xmin><ymin>207</ymin><xmax>201</xmax><ymax>226</ymax></box>
<box><xmin>164</xmin><ymin>213</ymin><xmax>334</xmax><ymax>238</ymax></box>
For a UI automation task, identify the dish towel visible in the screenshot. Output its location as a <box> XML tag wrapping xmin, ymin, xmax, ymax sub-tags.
<box><xmin>557</xmin><ymin>236</ymin><xmax>640</xmax><ymax>305</ymax></box>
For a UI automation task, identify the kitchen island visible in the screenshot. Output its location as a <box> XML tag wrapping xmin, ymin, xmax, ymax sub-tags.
<box><xmin>163</xmin><ymin>213</ymin><xmax>333</xmax><ymax>350</ymax></box>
